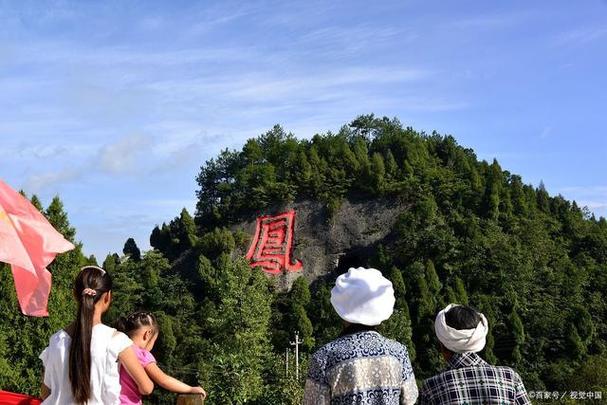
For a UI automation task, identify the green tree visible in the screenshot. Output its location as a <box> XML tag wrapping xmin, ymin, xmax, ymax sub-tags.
<box><xmin>308</xmin><ymin>281</ymin><xmax>341</xmax><ymax>347</ymax></box>
<box><xmin>123</xmin><ymin>237</ymin><xmax>141</xmax><ymax>261</ymax></box>
<box><xmin>381</xmin><ymin>267</ymin><xmax>415</xmax><ymax>360</ymax></box>
<box><xmin>288</xmin><ymin>277</ymin><xmax>315</xmax><ymax>351</ymax></box>
<box><xmin>453</xmin><ymin>276</ymin><xmax>468</xmax><ymax>305</ymax></box>
<box><xmin>482</xmin><ymin>159</ymin><xmax>502</xmax><ymax>220</ymax></box>
<box><xmin>509</xmin><ymin>308</ymin><xmax>525</xmax><ymax>365</ymax></box>
<box><xmin>197</xmin><ymin>256</ymin><xmax>274</xmax><ymax>404</ymax></box>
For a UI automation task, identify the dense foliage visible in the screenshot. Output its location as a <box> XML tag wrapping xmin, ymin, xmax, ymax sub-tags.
<box><xmin>1</xmin><ymin>115</ymin><xmax>606</xmax><ymax>403</ymax></box>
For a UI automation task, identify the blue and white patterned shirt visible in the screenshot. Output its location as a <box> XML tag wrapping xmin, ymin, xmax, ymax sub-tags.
<box><xmin>419</xmin><ymin>352</ymin><xmax>531</xmax><ymax>405</ymax></box>
<box><xmin>303</xmin><ymin>330</ymin><xmax>418</xmax><ymax>405</ymax></box>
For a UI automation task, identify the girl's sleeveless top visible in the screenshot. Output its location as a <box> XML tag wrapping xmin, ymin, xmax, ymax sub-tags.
<box><xmin>39</xmin><ymin>324</ymin><xmax>133</xmax><ymax>404</ymax></box>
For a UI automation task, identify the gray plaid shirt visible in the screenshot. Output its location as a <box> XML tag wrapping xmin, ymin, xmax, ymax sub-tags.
<box><xmin>419</xmin><ymin>352</ymin><xmax>531</xmax><ymax>405</ymax></box>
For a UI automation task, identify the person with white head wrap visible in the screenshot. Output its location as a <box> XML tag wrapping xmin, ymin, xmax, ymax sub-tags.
<box><xmin>434</xmin><ymin>303</ymin><xmax>488</xmax><ymax>353</ymax></box>
<box><xmin>303</xmin><ymin>267</ymin><xmax>418</xmax><ymax>405</ymax></box>
<box><xmin>419</xmin><ymin>303</ymin><xmax>531</xmax><ymax>405</ymax></box>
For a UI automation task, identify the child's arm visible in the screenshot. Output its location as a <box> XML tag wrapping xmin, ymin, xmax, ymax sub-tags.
<box><xmin>145</xmin><ymin>363</ymin><xmax>206</xmax><ymax>397</ymax></box>
<box><xmin>119</xmin><ymin>347</ymin><xmax>155</xmax><ymax>395</ymax></box>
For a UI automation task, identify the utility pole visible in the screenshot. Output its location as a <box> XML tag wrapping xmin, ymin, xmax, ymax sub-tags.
<box><xmin>285</xmin><ymin>348</ymin><xmax>289</xmax><ymax>376</ymax></box>
<box><xmin>290</xmin><ymin>331</ymin><xmax>303</xmax><ymax>380</ymax></box>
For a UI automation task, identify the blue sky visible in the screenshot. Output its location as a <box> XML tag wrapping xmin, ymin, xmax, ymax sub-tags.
<box><xmin>1</xmin><ymin>0</ymin><xmax>606</xmax><ymax>260</ymax></box>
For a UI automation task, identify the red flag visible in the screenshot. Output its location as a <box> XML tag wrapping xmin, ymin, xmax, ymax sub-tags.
<box><xmin>0</xmin><ymin>180</ymin><xmax>75</xmax><ymax>316</ymax></box>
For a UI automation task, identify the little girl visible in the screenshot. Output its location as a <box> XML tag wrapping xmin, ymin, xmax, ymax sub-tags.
<box><xmin>116</xmin><ymin>311</ymin><xmax>206</xmax><ymax>404</ymax></box>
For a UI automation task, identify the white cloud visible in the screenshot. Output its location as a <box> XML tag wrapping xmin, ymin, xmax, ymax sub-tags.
<box><xmin>23</xmin><ymin>168</ymin><xmax>81</xmax><ymax>193</ymax></box>
<box><xmin>144</xmin><ymin>65</ymin><xmax>436</xmax><ymax>111</ymax></box>
<box><xmin>447</xmin><ymin>12</ymin><xmax>534</xmax><ymax>30</ymax></box>
<box><xmin>98</xmin><ymin>134</ymin><xmax>153</xmax><ymax>175</ymax></box>
<box><xmin>554</xmin><ymin>26</ymin><xmax>607</xmax><ymax>46</ymax></box>
<box><xmin>557</xmin><ymin>185</ymin><xmax>607</xmax><ymax>195</ymax></box>
<box><xmin>578</xmin><ymin>201</ymin><xmax>607</xmax><ymax>210</ymax></box>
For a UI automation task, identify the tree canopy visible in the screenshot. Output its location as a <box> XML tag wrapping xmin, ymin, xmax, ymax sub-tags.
<box><xmin>1</xmin><ymin>115</ymin><xmax>606</xmax><ymax>403</ymax></box>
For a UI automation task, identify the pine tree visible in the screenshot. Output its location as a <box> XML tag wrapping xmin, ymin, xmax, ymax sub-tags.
<box><xmin>566</xmin><ymin>323</ymin><xmax>586</xmax><ymax>361</ymax></box>
<box><xmin>288</xmin><ymin>277</ymin><xmax>315</xmax><ymax>351</ymax></box>
<box><xmin>385</xmin><ymin>150</ymin><xmax>398</xmax><ymax>180</ymax></box>
<box><xmin>198</xmin><ymin>256</ymin><xmax>274</xmax><ymax>404</ymax></box>
<box><xmin>411</xmin><ymin>262</ymin><xmax>434</xmax><ymax>322</ymax></box>
<box><xmin>454</xmin><ymin>276</ymin><xmax>469</xmax><ymax>305</ymax></box>
<box><xmin>307</xmin><ymin>146</ymin><xmax>326</xmax><ymax>196</ymax></box>
<box><xmin>509</xmin><ymin>308</ymin><xmax>525</xmax><ymax>364</ymax></box>
<box><xmin>444</xmin><ymin>286</ymin><xmax>459</xmax><ymax>305</ymax></box>
<box><xmin>476</xmin><ymin>295</ymin><xmax>498</xmax><ymax>364</ymax></box>
<box><xmin>388</xmin><ymin>267</ymin><xmax>407</xmax><ymax>308</ymax></box>
<box><xmin>381</xmin><ymin>267</ymin><xmax>416</xmax><ymax>360</ymax></box>
<box><xmin>369</xmin><ymin>152</ymin><xmax>386</xmax><ymax>193</ymax></box>
<box><xmin>30</xmin><ymin>194</ymin><xmax>43</xmax><ymax>211</ymax></box>
<box><xmin>150</xmin><ymin>223</ymin><xmax>173</xmax><ymax>256</ymax></box>
<box><xmin>425</xmin><ymin>259</ymin><xmax>441</xmax><ymax>297</ymax></box>
<box><xmin>341</xmin><ymin>142</ymin><xmax>360</xmax><ymax>176</ymax></box>
<box><xmin>179</xmin><ymin>208</ymin><xmax>198</xmax><ymax>249</ymax></box>
<box><xmin>45</xmin><ymin>196</ymin><xmax>76</xmax><ymax>241</ymax></box>
<box><xmin>123</xmin><ymin>237</ymin><xmax>141</xmax><ymax>261</ymax></box>
<box><xmin>102</xmin><ymin>253</ymin><xmax>121</xmax><ymax>273</ymax></box>
<box><xmin>308</xmin><ymin>281</ymin><xmax>341</xmax><ymax>346</ymax></box>
<box><xmin>537</xmin><ymin>181</ymin><xmax>550</xmax><ymax>212</ymax></box>
<box><xmin>482</xmin><ymin>160</ymin><xmax>502</xmax><ymax>220</ymax></box>
<box><xmin>294</xmin><ymin>150</ymin><xmax>312</xmax><ymax>194</ymax></box>
<box><xmin>510</xmin><ymin>175</ymin><xmax>528</xmax><ymax>216</ymax></box>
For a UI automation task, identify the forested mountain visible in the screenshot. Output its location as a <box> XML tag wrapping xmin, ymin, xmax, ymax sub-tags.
<box><xmin>1</xmin><ymin>115</ymin><xmax>606</xmax><ymax>404</ymax></box>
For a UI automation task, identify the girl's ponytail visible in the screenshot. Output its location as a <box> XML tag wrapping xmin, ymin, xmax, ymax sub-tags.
<box><xmin>69</xmin><ymin>266</ymin><xmax>112</xmax><ymax>403</ymax></box>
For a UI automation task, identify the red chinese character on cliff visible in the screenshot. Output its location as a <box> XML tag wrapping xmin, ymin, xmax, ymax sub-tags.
<box><xmin>245</xmin><ymin>210</ymin><xmax>303</xmax><ymax>275</ymax></box>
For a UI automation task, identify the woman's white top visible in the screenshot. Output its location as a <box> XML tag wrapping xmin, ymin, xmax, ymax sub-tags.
<box><xmin>39</xmin><ymin>324</ymin><xmax>133</xmax><ymax>405</ymax></box>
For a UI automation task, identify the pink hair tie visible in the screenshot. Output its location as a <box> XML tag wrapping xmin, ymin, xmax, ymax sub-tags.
<box><xmin>82</xmin><ymin>288</ymin><xmax>97</xmax><ymax>297</ymax></box>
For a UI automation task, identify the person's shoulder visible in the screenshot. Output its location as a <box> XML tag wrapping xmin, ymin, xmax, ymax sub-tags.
<box><xmin>309</xmin><ymin>334</ymin><xmax>357</xmax><ymax>365</ymax></box>
<box><xmin>139</xmin><ymin>347</ymin><xmax>156</xmax><ymax>365</ymax></box>
<box><xmin>494</xmin><ymin>365</ymin><xmax>524</xmax><ymax>381</ymax></box>
<box><xmin>380</xmin><ymin>334</ymin><xmax>404</xmax><ymax>349</ymax></box>
<box><xmin>92</xmin><ymin>324</ymin><xmax>133</xmax><ymax>354</ymax></box>
<box><xmin>314</xmin><ymin>331</ymin><xmax>376</xmax><ymax>353</ymax></box>
<box><xmin>379</xmin><ymin>335</ymin><xmax>412</xmax><ymax>359</ymax></box>
<box><xmin>422</xmin><ymin>371</ymin><xmax>444</xmax><ymax>387</ymax></box>
<box><xmin>311</xmin><ymin>337</ymin><xmax>341</xmax><ymax>358</ymax></box>
<box><xmin>49</xmin><ymin>329</ymin><xmax>71</xmax><ymax>345</ymax></box>
<box><xmin>420</xmin><ymin>369</ymin><xmax>452</xmax><ymax>397</ymax></box>
<box><xmin>109</xmin><ymin>328</ymin><xmax>132</xmax><ymax>346</ymax></box>
<box><xmin>41</xmin><ymin>329</ymin><xmax>71</xmax><ymax>361</ymax></box>
<box><xmin>93</xmin><ymin>324</ymin><xmax>129</xmax><ymax>341</ymax></box>
<box><xmin>93</xmin><ymin>323</ymin><xmax>114</xmax><ymax>333</ymax></box>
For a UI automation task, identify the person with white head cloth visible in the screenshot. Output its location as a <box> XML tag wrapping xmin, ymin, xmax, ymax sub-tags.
<box><xmin>419</xmin><ymin>304</ymin><xmax>531</xmax><ymax>405</ymax></box>
<box><xmin>303</xmin><ymin>267</ymin><xmax>418</xmax><ymax>405</ymax></box>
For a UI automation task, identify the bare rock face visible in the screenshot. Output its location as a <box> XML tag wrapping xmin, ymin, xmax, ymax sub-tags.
<box><xmin>234</xmin><ymin>198</ymin><xmax>407</xmax><ymax>290</ymax></box>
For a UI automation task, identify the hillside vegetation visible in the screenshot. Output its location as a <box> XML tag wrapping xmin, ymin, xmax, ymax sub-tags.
<box><xmin>1</xmin><ymin>115</ymin><xmax>606</xmax><ymax>404</ymax></box>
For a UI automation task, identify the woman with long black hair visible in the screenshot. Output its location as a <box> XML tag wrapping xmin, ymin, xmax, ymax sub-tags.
<box><xmin>39</xmin><ymin>266</ymin><xmax>153</xmax><ymax>404</ymax></box>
